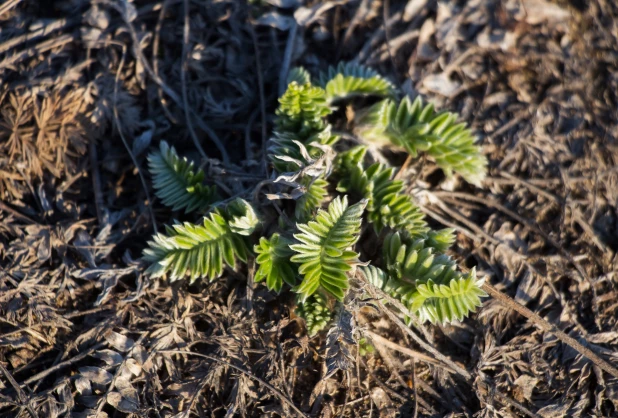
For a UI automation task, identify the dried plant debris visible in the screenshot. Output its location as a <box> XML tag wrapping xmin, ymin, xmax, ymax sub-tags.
<box><xmin>1</xmin><ymin>0</ymin><xmax>618</xmax><ymax>417</ymax></box>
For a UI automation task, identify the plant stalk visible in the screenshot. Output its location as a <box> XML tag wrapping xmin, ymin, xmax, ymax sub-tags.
<box><xmin>482</xmin><ymin>282</ymin><xmax>618</xmax><ymax>379</ymax></box>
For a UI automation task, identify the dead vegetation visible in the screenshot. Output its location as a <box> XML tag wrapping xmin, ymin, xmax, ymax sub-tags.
<box><xmin>1</xmin><ymin>0</ymin><xmax>618</xmax><ymax>416</ymax></box>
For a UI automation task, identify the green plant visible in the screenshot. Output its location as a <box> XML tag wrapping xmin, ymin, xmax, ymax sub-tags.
<box><xmin>376</xmin><ymin>231</ymin><xmax>485</xmax><ymax>324</ymax></box>
<box><xmin>294</xmin><ymin>176</ymin><xmax>329</xmax><ymax>222</ymax></box>
<box><xmin>336</xmin><ymin>146</ymin><xmax>428</xmax><ymax>235</ymax></box>
<box><xmin>254</xmin><ymin>233</ymin><xmax>296</xmax><ymax>293</ymax></box>
<box><xmin>275</xmin><ymin>81</ymin><xmax>331</xmax><ymax>139</ymax></box>
<box><xmin>142</xmin><ymin>62</ymin><xmax>488</xmax><ymax>339</ymax></box>
<box><xmin>290</xmin><ymin>195</ymin><xmax>365</xmax><ymax>301</ymax></box>
<box><xmin>358</xmin><ymin>337</ymin><xmax>375</xmax><ymax>356</ymax></box>
<box><xmin>355</xmin><ymin>96</ymin><xmax>487</xmax><ymax>186</ymax></box>
<box><xmin>295</xmin><ymin>293</ymin><xmax>333</xmax><ymax>336</ymax></box>
<box><xmin>317</xmin><ymin>62</ymin><xmax>397</xmax><ymax>102</ymax></box>
<box><xmin>143</xmin><ymin>211</ymin><xmax>250</xmax><ymax>283</ymax></box>
<box><xmin>148</xmin><ymin>141</ymin><xmax>218</xmax><ymax>213</ymax></box>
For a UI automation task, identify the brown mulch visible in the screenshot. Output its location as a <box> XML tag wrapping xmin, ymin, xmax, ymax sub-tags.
<box><xmin>1</xmin><ymin>0</ymin><xmax>617</xmax><ymax>417</ymax></box>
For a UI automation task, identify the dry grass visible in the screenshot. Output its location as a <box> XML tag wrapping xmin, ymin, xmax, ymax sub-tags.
<box><xmin>1</xmin><ymin>0</ymin><xmax>618</xmax><ymax>417</ymax></box>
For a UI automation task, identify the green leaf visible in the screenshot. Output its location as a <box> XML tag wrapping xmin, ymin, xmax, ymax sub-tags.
<box><xmin>275</xmin><ymin>82</ymin><xmax>331</xmax><ymax>139</ymax></box>
<box><xmin>335</xmin><ymin>147</ymin><xmax>428</xmax><ymax>236</ymax></box>
<box><xmin>295</xmin><ymin>292</ymin><xmax>333</xmax><ymax>336</ymax></box>
<box><xmin>287</xmin><ymin>66</ymin><xmax>312</xmax><ymax>86</ymax></box>
<box><xmin>223</xmin><ymin>198</ymin><xmax>259</xmax><ymax>236</ymax></box>
<box><xmin>410</xmin><ymin>269</ymin><xmax>487</xmax><ymax>323</ymax></box>
<box><xmin>334</xmin><ymin>146</ymin><xmax>368</xmax><ymax>175</ymax></box>
<box><xmin>295</xmin><ymin>176</ymin><xmax>329</xmax><ymax>222</ymax></box>
<box><xmin>359</xmin><ymin>265</ymin><xmax>389</xmax><ymax>290</ymax></box>
<box><xmin>254</xmin><ymin>233</ymin><xmax>297</xmax><ymax>292</ymax></box>
<box><xmin>148</xmin><ymin>141</ymin><xmax>218</xmax><ymax>213</ymax></box>
<box><xmin>426</xmin><ymin>228</ymin><xmax>456</xmax><ymax>253</ymax></box>
<box><xmin>290</xmin><ymin>196</ymin><xmax>366</xmax><ymax>301</ymax></box>
<box><xmin>355</xmin><ymin>96</ymin><xmax>487</xmax><ymax>185</ymax></box>
<box><xmin>364</xmin><ymin>163</ymin><xmax>427</xmax><ymax>234</ymax></box>
<box><xmin>318</xmin><ymin>62</ymin><xmax>397</xmax><ymax>102</ymax></box>
<box><xmin>384</xmin><ymin>231</ymin><xmax>456</xmax><ymax>284</ymax></box>
<box><xmin>379</xmin><ymin>231</ymin><xmax>487</xmax><ymax>324</ymax></box>
<box><xmin>143</xmin><ymin>213</ymin><xmax>248</xmax><ymax>283</ymax></box>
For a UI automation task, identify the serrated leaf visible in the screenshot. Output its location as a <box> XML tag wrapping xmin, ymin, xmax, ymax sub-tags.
<box><xmin>224</xmin><ymin>198</ymin><xmax>259</xmax><ymax>236</ymax></box>
<box><xmin>254</xmin><ymin>233</ymin><xmax>297</xmax><ymax>292</ymax></box>
<box><xmin>294</xmin><ymin>176</ymin><xmax>328</xmax><ymax>222</ymax></box>
<box><xmin>318</xmin><ymin>62</ymin><xmax>397</xmax><ymax>102</ymax></box>
<box><xmin>287</xmin><ymin>66</ymin><xmax>311</xmax><ymax>85</ymax></box>
<box><xmin>296</xmin><ymin>293</ymin><xmax>333</xmax><ymax>336</ymax></box>
<box><xmin>381</xmin><ymin>232</ymin><xmax>488</xmax><ymax>324</ymax></box>
<box><xmin>290</xmin><ymin>196</ymin><xmax>366</xmax><ymax>301</ymax></box>
<box><xmin>335</xmin><ymin>148</ymin><xmax>428</xmax><ymax>235</ymax></box>
<box><xmin>148</xmin><ymin>141</ymin><xmax>218</xmax><ymax>213</ymax></box>
<box><xmin>143</xmin><ymin>212</ymin><xmax>249</xmax><ymax>283</ymax></box>
<box><xmin>275</xmin><ymin>81</ymin><xmax>331</xmax><ymax>139</ymax></box>
<box><xmin>356</xmin><ymin>96</ymin><xmax>487</xmax><ymax>185</ymax></box>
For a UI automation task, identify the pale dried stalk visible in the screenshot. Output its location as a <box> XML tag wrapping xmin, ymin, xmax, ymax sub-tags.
<box><xmin>21</xmin><ymin>343</ymin><xmax>106</xmax><ymax>387</ymax></box>
<box><xmin>0</xmin><ymin>0</ymin><xmax>22</xmax><ymax>17</ymax></box>
<box><xmin>278</xmin><ymin>20</ymin><xmax>298</xmax><ymax>97</ymax></box>
<box><xmin>482</xmin><ymin>282</ymin><xmax>618</xmax><ymax>379</ymax></box>
<box><xmin>0</xmin><ymin>18</ymin><xmax>74</xmax><ymax>54</ymax></box>
<box><xmin>364</xmin><ymin>330</ymin><xmax>458</xmax><ymax>374</ymax></box>
<box><xmin>359</xmin><ymin>275</ymin><xmax>473</xmax><ymax>381</ymax></box>
<box><xmin>0</xmin><ymin>362</ymin><xmax>36</xmax><ymax>417</ymax></box>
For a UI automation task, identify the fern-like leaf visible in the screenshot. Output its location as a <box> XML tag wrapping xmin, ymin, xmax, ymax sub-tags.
<box><xmin>290</xmin><ymin>196</ymin><xmax>366</xmax><ymax>301</ymax></box>
<box><xmin>359</xmin><ymin>265</ymin><xmax>389</xmax><ymax>290</ymax></box>
<box><xmin>254</xmin><ymin>233</ymin><xmax>297</xmax><ymax>292</ymax></box>
<box><xmin>295</xmin><ymin>176</ymin><xmax>329</xmax><ymax>222</ymax></box>
<box><xmin>268</xmin><ymin>126</ymin><xmax>339</xmax><ymax>173</ymax></box>
<box><xmin>411</xmin><ymin>268</ymin><xmax>486</xmax><ymax>323</ymax></box>
<box><xmin>148</xmin><ymin>141</ymin><xmax>218</xmax><ymax>213</ymax></box>
<box><xmin>384</xmin><ymin>231</ymin><xmax>457</xmax><ymax>284</ymax></box>
<box><xmin>318</xmin><ymin>62</ymin><xmax>397</xmax><ymax>102</ymax></box>
<box><xmin>275</xmin><ymin>82</ymin><xmax>331</xmax><ymax>139</ymax></box>
<box><xmin>336</xmin><ymin>147</ymin><xmax>428</xmax><ymax>235</ymax></box>
<box><xmin>356</xmin><ymin>97</ymin><xmax>487</xmax><ymax>185</ymax></box>
<box><xmin>363</xmin><ymin>163</ymin><xmax>428</xmax><ymax>234</ymax></box>
<box><xmin>355</xmin><ymin>97</ymin><xmax>438</xmax><ymax>152</ymax></box>
<box><xmin>295</xmin><ymin>293</ymin><xmax>333</xmax><ymax>336</ymax></box>
<box><xmin>427</xmin><ymin>128</ymin><xmax>488</xmax><ymax>186</ymax></box>
<box><xmin>380</xmin><ymin>231</ymin><xmax>486</xmax><ymax>323</ymax></box>
<box><xmin>224</xmin><ymin>198</ymin><xmax>259</xmax><ymax>236</ymax></box>
<box><xmin>143</xmin><ymin>212</ymin><xmax>248</xmax><ymax>283</ymax></box>
<box><xmin>359</xmin><ymin>263</ymin><xmax>485</xmax><ymax>324</ymax></box>
<box><xmin>334</xmin><ymin>145</ymin><xmax>368</xmax><ymax>173</ymax></box>
<box><xmin>426</xmin><ymin>228</ymin><xmax>457</xmax><ymax>253</ymax></box>
<box><xmin>287</xmin><ymin>66</ymin><xmax>312</xmax><ymax>86</ymax></box>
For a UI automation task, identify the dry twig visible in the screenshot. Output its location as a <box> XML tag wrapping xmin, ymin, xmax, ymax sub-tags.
<box><xmin>482</xmin><ymin>282</ymin><xmax>618</xmax><ymax>379</ymax></box>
